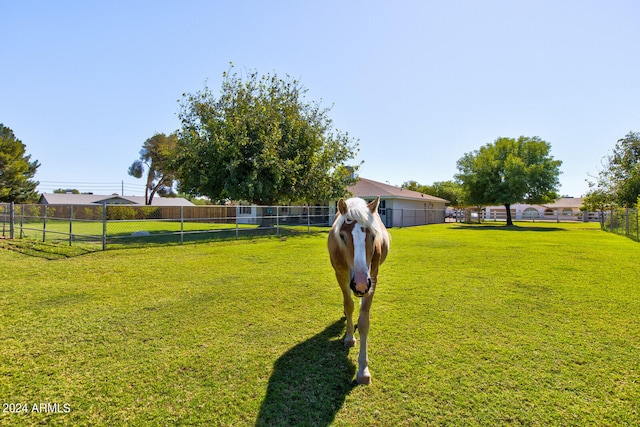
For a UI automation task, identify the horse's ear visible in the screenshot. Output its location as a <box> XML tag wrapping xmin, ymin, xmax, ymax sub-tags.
<box><xmin>368</xmin><ymin>197</ymin><xmax>380</xmax><ymax>214</ymax></box>
<box><xmin>338</xmin><ymin>198</ymin><xmax>348</xmax><ymax>215</ymax></box>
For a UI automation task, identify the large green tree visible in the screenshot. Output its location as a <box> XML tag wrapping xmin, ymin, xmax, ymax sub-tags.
<box><xmin>175</xmin><ymin>68</ymin><xmax>359</xmax><ymax>205</ymax></box>
<box><xmin>455</xmin><ymin>136</ymin><xmax>562</xmax><ymax>226</ymax></box>
<box><xmin>128</xmin><ymin>132</ymin><xmax>178</xmax><ymax>205</ymax></box>
<box><xmin>585</xmin><ymin>131</ymin><xmax>640</xmax><ymax>208</ymax></box>
<box><xmin>0</xmin><ymin>124</ymin><xmax>40</xmax><ymax>203</ymax></box>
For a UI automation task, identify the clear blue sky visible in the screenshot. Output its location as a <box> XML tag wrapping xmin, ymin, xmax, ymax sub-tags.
<box><xmin>3</xmin><ymin>1</ymin><xmax>639</xmax><ymax>198</ymax></box>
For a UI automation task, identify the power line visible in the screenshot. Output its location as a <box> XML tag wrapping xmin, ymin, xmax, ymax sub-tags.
<box><xmin>38</xmin><ymin>180</ymin><xmax>144</xmax><ymax>186</ymax></box>
<box><xmin>37</xmin><ymin>180</ymin><xmax>147</xmax><ymax>196</ymax></box>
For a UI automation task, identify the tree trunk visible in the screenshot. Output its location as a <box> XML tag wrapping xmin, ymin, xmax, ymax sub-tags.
<box><xmin>145</xmin><ymin>170</ymin><xmax>153</xmax><ymax>205</ymax></box>
<box><xmin>256</xmin><ymin>205</ymin><xmax>277</xmax><ymax>228</ymax></box>
<box><xmin>147</xmin><ymin>176</ymin><xmax>170</xmax><ymax>206</ymax></box>
<box><xmin>505</xmin><ymin>203</ymin><xmax>513</xmax><ymax>226</ymax></box>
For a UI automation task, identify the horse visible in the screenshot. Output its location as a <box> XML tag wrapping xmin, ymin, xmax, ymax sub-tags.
<box><xmin>327</xmin><ymin>196</ymin><xmax>390</xmax><ymax>385</ymax></box>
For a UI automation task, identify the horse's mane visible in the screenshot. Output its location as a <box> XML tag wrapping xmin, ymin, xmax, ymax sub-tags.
<box><xmin>332</xmin><ymin>198</ymin><xmax>383</xmax><ymax>243</ymax></box>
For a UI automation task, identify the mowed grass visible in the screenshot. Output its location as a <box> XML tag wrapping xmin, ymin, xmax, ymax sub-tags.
<box><xmin>1</xmin><ymin>222</ymin><xmax>639</xmax><ymax>426</ymax></box>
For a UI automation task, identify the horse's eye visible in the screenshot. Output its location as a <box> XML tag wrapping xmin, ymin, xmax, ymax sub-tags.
<box><xmin>340</xmin><ymin>231</ymin><xmax>347</xmax><ymax>242</ymax></box>
<box><xmin>361</xmin><ymin>227</ymin><xmax>366</xmax><ymax>232</ymax></box>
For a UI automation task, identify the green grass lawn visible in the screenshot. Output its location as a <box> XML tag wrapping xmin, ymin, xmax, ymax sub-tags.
<box><xmin>1</xmin><ymin>222</ymin><xmax>639</xmax><ymax>426</ymax></box>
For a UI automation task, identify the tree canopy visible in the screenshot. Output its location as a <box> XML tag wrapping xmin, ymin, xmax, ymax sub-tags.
<box><xmin>584</xmin><ymin>131</ymin><xmax>640</xmax><ymax>209</ymax></box>
<box><xmin>455</xmin><ymin>136</ymin><xmax>562</xmax><ymax>225</ymax></box>
<box><xmin>401</xmin><ymin>180</ymin><xmax>464</xmax><ymax>206</ymax></box>
<box><xmin>54</xmin><ymin>188</ymin><xmax>80</xmax><ymax>194</ymax></box>
<box><xmin>175</xmin><ymin>68</ymin><xmax>359</xmax><ymax>205</ymax></box>
<box><xmin>0</xmin><ymin>124</ymin><xmax>40</xmax><ymax>203</ymax></box>
<box><xmin>128</xmin><ymin>132</ymin><xmax>178</xmax><ymax>205</ymax></box>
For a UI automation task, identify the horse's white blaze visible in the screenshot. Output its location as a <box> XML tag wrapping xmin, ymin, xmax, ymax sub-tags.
<box><xmin>351</xmin><ymin>224</ymin><xmax>369</xmax><ymax>290</ymax></box>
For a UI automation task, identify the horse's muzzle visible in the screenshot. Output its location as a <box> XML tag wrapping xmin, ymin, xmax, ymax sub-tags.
<box><xmin>350</xmin><ymin>277</ymin><xmax>372</xmax><ymax>298</ymax></box>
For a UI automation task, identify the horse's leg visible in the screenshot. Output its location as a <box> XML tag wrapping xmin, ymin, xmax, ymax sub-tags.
<box><xmin>356</xmin><ymin>291</ymin><xmax>374</xmax><ymax>384</ymax></box>
<box><xmin>339</xmin><ymin>274</ymin><xmax>356</xmax><ymax>348</ymax></box>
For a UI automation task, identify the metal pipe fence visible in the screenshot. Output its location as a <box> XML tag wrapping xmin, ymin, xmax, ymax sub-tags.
<box><xmin>2</xmin><ymin>202</ymin><xmax>619</xmax><ymax>248</ymax></box>
<box><xmin>0</xmin><ymin>203</ymin><xmax>332</xmax><ymax>250</ymax></box>
<box><xmin>601</xmin><ymin>207</ymin><xmax>640</xmax><ymax>242</ymax></box>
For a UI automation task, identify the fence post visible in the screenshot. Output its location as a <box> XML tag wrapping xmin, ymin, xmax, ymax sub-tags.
<box><xmin>102</xmin><ymin>205</ymin><xmax>107</xmax><ymax>250</ymax></box>
<box><xmin>43</xmin><ymin>205</ymin><xmax>47</xmax><ymax>242</ymax></box>
<box><xmin>180</xmin><ymin>206</ymin><xmax>184</xmax><ymax>244</ymax></box>
<box><xmin>20</xmin><ymin>206</ymin><xmax>24</xmax><ymax>238</ymax></box>
<box><xmin>276</xmin><ymin>206</ymin><xmax>280</xmax><ymax>236</ymax></box>
<box><xmin>625</xmin><ymin>208</ymin><xmax>629</xmax><ymax>238</ymax></box>
<box><xmin>307</xmin><ymin>205</ymin><xmax>311</xmax><ymax>234</ymax></box>
<box><xmin>69</xmin><ymin>205</ymin><xmax>73</xmax><ymax>246</ymax></box>
<box><xmin>9</xmin><ymin>202</ymin><xmax>15</xmax><ymax>239</ymax></box>
<box><xmin>235</xmin><ymin>210</ymin><xmax>239</xmax><ymax>240</ymax></box>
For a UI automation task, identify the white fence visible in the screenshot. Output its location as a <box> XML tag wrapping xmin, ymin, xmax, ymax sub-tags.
<box><xmin>449</xmin><ymin>208</ymin><xmax>601</xmax><ymax>223</ymax></box>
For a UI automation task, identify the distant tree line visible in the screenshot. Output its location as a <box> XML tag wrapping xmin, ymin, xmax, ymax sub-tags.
<box><xmin>402</xmin><ymin>180</ymin><xmax>465</xmax><ymax>207</ymax></box>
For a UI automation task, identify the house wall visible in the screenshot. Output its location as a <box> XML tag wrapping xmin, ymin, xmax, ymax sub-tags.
<box><xmin>237</xmin><ymin>205</ymin><xmax>333</xmax><ymax>225</ymax></box>
<box><xmin>384</xmin><ymin>198</ymin><xmax>447</xmax><ymax>227</ymax></box>
<box><xmin>236</xmin><ymin>205</ymin><xmax>257</xmax><ymax>224</ymax></box>
<box><xmin>485</xmin><ymin>205</ymin><xmax>584</xmax><ymax>221</ymax></box>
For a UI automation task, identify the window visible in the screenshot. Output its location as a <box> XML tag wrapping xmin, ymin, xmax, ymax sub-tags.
<box><xmin>378</xmin><ymin>200</ymin><xmax>386</xmax><ymax>216</ymax></box>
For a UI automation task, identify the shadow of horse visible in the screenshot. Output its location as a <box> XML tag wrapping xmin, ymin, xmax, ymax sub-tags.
<box><xmin>255</xmin><ymin>319</ymin><xmax>357</xmax><ymax>426</ymax></box>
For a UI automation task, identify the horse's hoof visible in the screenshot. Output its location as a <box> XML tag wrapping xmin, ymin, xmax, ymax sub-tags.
<box><xmin>344</xmin><ymin>337</ymin><xmax>356</xmax><ymax>348</ymax></box>
<box><xmin>356</xmin><ymin>373</ymin><xmax>372</xmax><ymax>385</ymax></box>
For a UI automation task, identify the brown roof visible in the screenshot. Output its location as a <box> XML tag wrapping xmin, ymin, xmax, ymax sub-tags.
<box><xmin>348</xmin><ymin>178</ymin><xmax>449</xmax><ymax>203</ymax></box>
<box><xmin>39</xmin><ymin>193</ymin><xmax>194</xmax><ymax>206</ymax></box>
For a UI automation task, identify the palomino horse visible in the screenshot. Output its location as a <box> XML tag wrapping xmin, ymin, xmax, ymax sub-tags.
<box><xmin>327</xmin><ymin>196</ymin><xmax>390</xmax><ymax>385</ymax></box>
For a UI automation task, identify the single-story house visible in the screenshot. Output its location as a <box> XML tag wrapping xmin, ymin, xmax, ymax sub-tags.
<box><xmin>38</xmin><ymin>193</ymin><xmax>194</xmax><ymax>207</ymax></box>
<box><xmin>343</xmin><ymin>178</ymin><xmax>449</xmax><ymax>227</ymax></box>
<box><xmin>232</xmin><ymin>177</ymin><xmax>449</xmax><ymax>228</ymax></box>
<box><xmin>484</xmin><ymin>197</ymin><xmax>586</xmax><ymax>221</ymax></box>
